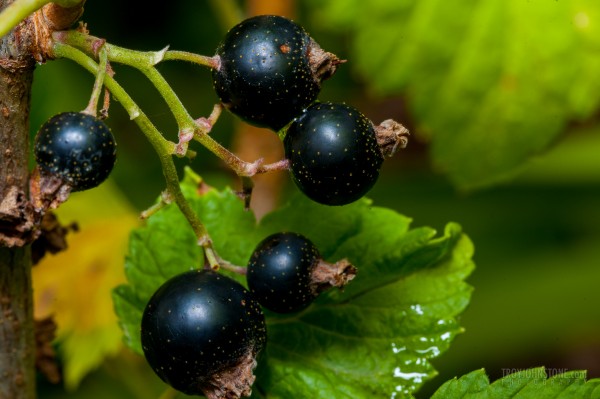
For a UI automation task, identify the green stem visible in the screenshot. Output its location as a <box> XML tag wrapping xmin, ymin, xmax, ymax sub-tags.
<box><xmin>214</xmin><ymin>253</ymin><xmax>247</xmax><ymax>275</ymax></box>
<box><xmin>139</xmin><ymin>190</ymin><xmax>173</xmax><ymax>220</ymax></box>
<box><xmin>142</xmin><ymin>68</ymin><xmax>191</xmax><ymax>129</ymax></box>
<box><xmin>53</xmin><ymin>30</ymin><xmax>263</xmax><ymax>176</ymax></box>
<box><xmin>52</xmin><ymin>31</ymin><xmax>220</xmax><ymax>68</ymax></box>
<box><xmin>204</xmin><ymin>246</ymin><xmax>220</xmax><ymax>270</ymax></box>
<box><xmin>83</xmin><ymin>45</ymin><xmax>107</xmax><ymax>116</ymax></box>
<box><xmin>0</xmin><ymin>0</ymin><xmax>49</xmax><ymax>38</ymax></box>
<box><xmin>51</xmin><ymin>42</ymin><xmax>212</xmax><ymax>249</ymax></box>
<box><xmin>162</xmin><ymin>50</ymin><xmax>220</xmax><ymax>69</ymax></box>
<box><xmin>100</xmin><ymin>41</ymin><xmax>245</xmax><ymax>170</ymax></box>
<box><xmin>0</xmin><ymin>0</ymin><xmax>84</xmax><ymax>38</ymax></box>
<box><xmin>106</xmin><ymin>47</ymin><xmax>200</xmax><ymax>157</ymax></box>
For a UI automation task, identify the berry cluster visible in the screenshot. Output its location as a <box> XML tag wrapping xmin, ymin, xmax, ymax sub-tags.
<box><xmin>140</xmin><ymin>231</ymin><xmax>355</xmax><ymax>398</ymax></box>
<box><xmin>30</xmin><ymin>13</ymin><xmax>401</xmax><ymax>399</ymax></box>
<box><xmin>32</xmin><ymin>14</ymin><xmax>406</xmax><ymax>208</ymax></box>
<box><xmin>212</xmin><ymin>14</ymin><xmax>409</xmax><ymax>206</ymax></box>
<box><xmin>139</xmin><ymin>15</ymin><xmax>405</xmax><ymax>398</ymax></box>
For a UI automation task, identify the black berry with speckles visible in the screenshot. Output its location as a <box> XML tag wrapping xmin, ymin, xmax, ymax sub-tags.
<box><xmin>284</xmin><ymin>102</ymin><xmax>384</xmax><ymax>206</ymax></box>
<box><xmin>247</xmin><ymin>232</ymin><xmax>320</xmax><ymax>313</ymax></box>
<box><xmin>212</xmin><ymin>15</ymin><xmax>323</xmax><ymax>131</ymax></box>
<box><xmin>34</xmin><ymin>112</ymin><xmax>116</xmax><ymax>192</ymax></box>
<box><xmin>141</xmin><ymin>270</ymin><xmax>266</xmax><ymax>397</ymax></box>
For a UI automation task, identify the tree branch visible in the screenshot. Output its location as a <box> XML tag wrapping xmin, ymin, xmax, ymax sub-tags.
<box><xmin>0</xmin><ymin>1</ymin><xmax>37</xmax><ymax>398</ymax></box>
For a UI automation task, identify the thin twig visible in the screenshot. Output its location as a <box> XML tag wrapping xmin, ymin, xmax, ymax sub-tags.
<box><xmin>51</xmin><ymin>42</ymin><xmax>212</xmax><ymax>247</ymax></box>
<box><xmin>162</xmin><ymin>50</ymin><xmax>220</xmax><ymax>69</ymax></box>
<box><xmin>53</xmin><ymin>30</ymin><xmax>274</xmax><ymax>177</ymax></box>
<box><xmin>82</xmin><ymin>46</ymin><xmax>107</xmax><ymax>116</ymax></box>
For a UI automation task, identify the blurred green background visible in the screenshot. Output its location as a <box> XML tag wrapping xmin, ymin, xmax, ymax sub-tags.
<box><xmin>29</xmin><ymin>0</ymin><xmax>600</xmax><ymax>398</ymax></box>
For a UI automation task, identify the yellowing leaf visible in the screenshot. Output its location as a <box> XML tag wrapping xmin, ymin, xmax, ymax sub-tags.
<box><xmin>33</xmin><ymin>181</ymin><xmax>140</xmax><ymax>389</ymax></box>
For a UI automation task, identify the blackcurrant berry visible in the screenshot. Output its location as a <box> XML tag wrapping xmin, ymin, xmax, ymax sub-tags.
<box><xmin>247</xmin><ymin>232</ymin><xmax>319</xmax><ymax>313</ymax></box>
<box><xmin>247</xmin><ymin>232</ymin><xmax>356</xmax><ymax>313</ymax></box>
<box><xmin>141</xmin><ymin>270</ymin><xmax>266</xmax><ymax>398</ymax></box>
<box><xmin>34</xmin><ymin>112</ymin><xmax>117</xmax><ymax>192</ymax></box>
<box><xmin>212</xmin><ymin>15</ymin><xmax>340</xmax><ymax>131</ymax></box>
<box><xmin>283</xmin><ymin>102</ymin><xmax>384</xmax><ymax>206</ymax></box>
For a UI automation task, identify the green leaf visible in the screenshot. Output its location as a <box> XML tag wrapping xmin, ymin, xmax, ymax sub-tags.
<box><xmin>113</xmin><ymin>170</ymin><xmax>475</xmax><ymax>397</ymax></box>
<box><xmin>309</xmin><ymin>0</ymin><xmax>600</xmax><ymax>189</ymax></box>
<box><xmin>113</xmin><ymin>170</ymin><xmax>258</xmax><ymax>354</ymax></box>
<box><xmin>432</xmin><ymin>367</ymin><xmax>600</xmax><ymax>398</ymax></box>
<box><xmin>111</xmin><ymin>285</ymin><xmax>144</xmax><ymax>354</ymax></box>
<box><xmin>255</xmin><ymin>214</ymin><xmax>473</xmax><ymax>398</ymax></box>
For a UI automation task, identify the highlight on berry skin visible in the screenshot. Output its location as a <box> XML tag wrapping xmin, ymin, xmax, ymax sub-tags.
<box><xmin>283</xmin><ymin>101</ymin><xmax>409</xmax><ymax>206</ymax></box>
<box><xmin>212</xmin><ymin>14</ymin><xmax>341</xmax><ymax>131</ymax></box>
<box><xmin>141</xmin><ymin>270</ymin><xmax>267</xmax><ymax>399</ymax></box>
<box><xmin>34</xmin><ymin>111</ymin><xmax>117</xmax><ymax>192</ymax></box>
<box><xmin>247</xmin><ymin>231</ymin><xmax>356</xmax><ymax>313</ymax></box>
<box><xmin>283</xmin><ymin>102</ymin><xmax>383</xmax><ymax>206</ymax></box>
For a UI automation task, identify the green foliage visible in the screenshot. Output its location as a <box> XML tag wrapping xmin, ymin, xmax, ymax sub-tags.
<box><xmin>310</xmin><ymin>0</ymin><xmax>600</xmax><ymax>189</ymax></box>
<box><xmin>432</xmin><ymin>367</ymin><xmax>600</xmax><ymax>398</ymax></box>
<box><xmin>113</xmin><ymin>168</ymin><xmax>474</xmax><ymax>398</ymax></box>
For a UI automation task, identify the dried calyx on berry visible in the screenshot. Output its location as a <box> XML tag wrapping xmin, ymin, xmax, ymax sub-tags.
<box><xmin>212</xmin><ymin>15</ymin><xmax>342</xmax><ymax>131</ymax></box>
<box><xmin>247</xmin><ymin>232</ymin><xmax>356</xmax><ymax>313</ymax></box>
<box><xmin>374</xmin><ymin>119</ymin><xmax>410</xmax><ymax>158</ymax></box>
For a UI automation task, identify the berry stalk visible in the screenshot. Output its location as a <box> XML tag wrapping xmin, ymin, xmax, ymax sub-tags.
<box><xmin>53</xmin><ymin>30</ymin><xmax>281</xmax><ymax>177</ymax></box>
<box><xmin>82</xmin><ymin>45</ymin><xmax>107</xmax><ymax>117</ymax></box>
<box><xmin>162</xmin><ymin>50</ymin><xmax>220</xmax><ymax>69</ymax></box>
<box><xmin>50</xmin><ymin>42</ymin><xmax>223</xmax><ymax>268</ymax></box>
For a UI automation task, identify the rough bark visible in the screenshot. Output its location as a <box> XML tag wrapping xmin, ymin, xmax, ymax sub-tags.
<box><xmin>0</xmin><ymin>0</ymin><xmax>37</xmax><ymax>397</ymax></box>
<box><xmin>0</xmin><ymin>247</ymin><xmax>35</xmax><ymax>399</ymax></box>
<box><xmin>0</xmin><ymin>1</ymin><xmax>88</xmax><ymax>395</ymax></box>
